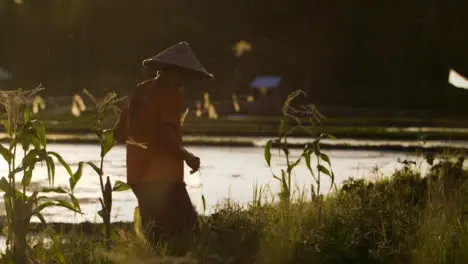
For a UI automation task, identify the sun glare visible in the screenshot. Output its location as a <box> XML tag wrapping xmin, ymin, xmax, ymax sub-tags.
<box><xmin>449</xmin><ymin>69</ymin><xmax>468</xmax><ymax>89</ymax></box>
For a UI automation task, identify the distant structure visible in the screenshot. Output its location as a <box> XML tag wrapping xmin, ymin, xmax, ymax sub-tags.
<box><xmin>250</xmin><ymin>76</ymin><xmax>281</xmax><ymax>90</ymax></box>
<box><xmin>249</xmin><ymin>76</ymin><xmax>282</xmax><ymax>115</ymax></box>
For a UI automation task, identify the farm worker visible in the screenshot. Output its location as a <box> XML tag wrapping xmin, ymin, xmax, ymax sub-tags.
<box><xmin>114</xmin><ymin>42</ymin><xmax>214</xmax><ymax>245</ymax></box>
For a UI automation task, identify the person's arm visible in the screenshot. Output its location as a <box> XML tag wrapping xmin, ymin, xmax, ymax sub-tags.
<box><xmin>150</xmin><ymin>123</ymin><xmax>200</xmax><ymax>173</ymax></box>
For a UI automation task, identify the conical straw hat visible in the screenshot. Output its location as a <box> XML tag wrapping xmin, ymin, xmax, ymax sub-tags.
<box><xmin>142</xmin><ymin>42</ymin><xmax>214</xmax><ymax>80</ymax></box>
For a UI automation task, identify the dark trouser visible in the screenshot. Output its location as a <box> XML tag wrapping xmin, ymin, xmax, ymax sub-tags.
<box><xmin>130</xmin><ymin>181</ymin><xmax>198</xmax><ymax>246</ymax></box>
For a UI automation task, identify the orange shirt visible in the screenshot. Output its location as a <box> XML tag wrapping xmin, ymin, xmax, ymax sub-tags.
<box><xmin>115</xmin><ymin>78</ymin><xmax>184</xmax><ymax>184</ymax></box>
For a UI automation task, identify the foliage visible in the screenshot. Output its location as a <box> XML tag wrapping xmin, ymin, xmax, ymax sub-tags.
<box><xmin>0</xmin><ymin>88</ymin><xmax>82</xmax><ymax>263</ymax></box>
<box><xmin>81</xmin><ymin>89</ymin><xmax>130</xmax><ymax>249</ymax></box>
<box><xmin>264</xmin><ymin>90</ymin><xmax>335</xmax><ymax>204</ymax></box>
<box><xmin>21</xmin><ymin>155</ymin><xmax>468</xmax><ymax>264</ymax></box>
<box><xmin>1</xmin><ymin>88</ymin><xmax>468</xmax><ymax>264</ymax></box>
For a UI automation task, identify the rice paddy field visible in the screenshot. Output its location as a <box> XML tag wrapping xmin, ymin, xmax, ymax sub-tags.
<box><xmin>0</xmin><ymin>96</ymin><xmax>467</xmax><ymax>263</ymax></box>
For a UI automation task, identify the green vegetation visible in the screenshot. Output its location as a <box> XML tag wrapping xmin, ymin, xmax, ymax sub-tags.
<box><xmin>0</xmin><ymin>88</ymin><xmax>467</xmax><ymax>263</ymax></box>
<box><xmin>264</xmin><ymin>90</ymin><xmax>336</xmax><ymax>203</ymax></box>
<box><xmin>19</xmin><ymin>153</ymin><xmax>468</xmax><ymax>264</ymax></box>
<box><xmin>0</xmin><ymin>88</ymin><xmax>83</xmax><ymax>263</ymax></box>
<box><xmin>79</xmin><ymin>90</ymin><xmax>130</xmax><ymax>249</ymax></box>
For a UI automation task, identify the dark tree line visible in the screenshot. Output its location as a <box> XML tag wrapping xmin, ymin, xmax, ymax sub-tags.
<box><xmin>1</xmin><ymin>0</ymin><xmax>468</xmax><ymax>113</ymax></box>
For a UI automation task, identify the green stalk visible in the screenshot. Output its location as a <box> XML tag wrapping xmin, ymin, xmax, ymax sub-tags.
<box><xmin>6</xmin><ymin>136</ymin><xmax>13</xmax><ymax>252</ymax></box>
<box><xmin>97</xmin><ymin>113</ymin><xmax>111</xmax><ymax>249</ymax></box>
<box><xmin>100</xmin><ymin>149</ymin><xmax>112</xmax><ymax>249</ymax></box>
<box><xmin>98</xmin><ymin>116</ymin><xmax>106</xmax><ymax>197</ymax></box>
<box><xmin>316</xmin><ymin>154</ymin><xmax>321</xmax><ymax>198</ymax></box>
<box><xmin>98</xmin><ymin>140</ymin><xmax>105</xmax><ymax>200</ymax></box>
<box><xmin>284</xmin><ymin>136</ymin><xmax>291</xmax><ymax>202</ymax></box>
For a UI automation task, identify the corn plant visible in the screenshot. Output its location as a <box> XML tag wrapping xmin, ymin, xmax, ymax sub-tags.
<box><xmin>264</xmin><ymin>90</ymin><xmax>336</xmax><ymax>204</ymax></box>
<box><xmin>0</xmin><ymin>88</ymin><xmax>83</xmax><ymax>263</ymax></box>
<box><xmin>82</xmin><ymin>90</ymin><xmax>130</xmax><ymax>248</ymax></box>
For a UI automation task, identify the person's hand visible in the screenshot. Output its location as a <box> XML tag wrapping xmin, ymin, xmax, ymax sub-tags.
<box><xmin>184</xmin><ymin>151</ymin><xmax>200</xmax><ymax>174</ymax></box>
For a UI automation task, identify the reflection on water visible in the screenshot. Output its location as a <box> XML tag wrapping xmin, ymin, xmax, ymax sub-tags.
<box><xmin>0</xmin><ymin>143</ymin><xmax>447</xmax><ymax>223</ymax></box>
<box><xmin>253</xmin><ymin>137</ymin><xmax>468</xmax><ymax>149</ymax></box>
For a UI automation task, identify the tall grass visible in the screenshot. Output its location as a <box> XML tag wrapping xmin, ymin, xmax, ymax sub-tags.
<box><xmin>26</xmin><ymin>156</ymin><xmax>468</xmax><ymax>264</ymax></box>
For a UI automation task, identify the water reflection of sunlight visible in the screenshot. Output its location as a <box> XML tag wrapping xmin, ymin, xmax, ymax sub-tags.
<box><xmin>0</xmin><ymin>144</ymin><xmax>453</xmax><ymax>223</ymax></box>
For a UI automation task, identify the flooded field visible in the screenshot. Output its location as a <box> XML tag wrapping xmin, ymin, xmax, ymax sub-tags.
<box><xmin>0</xmin><ymin>142</ymin><xmax>463</xmax><ymax>223</ymax></box>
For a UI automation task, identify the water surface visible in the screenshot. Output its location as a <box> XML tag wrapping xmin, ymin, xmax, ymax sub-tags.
<box><xmin>0</xmin><ymin>143</ymin><xmax>447</xmax><ymax>223</ymax></box>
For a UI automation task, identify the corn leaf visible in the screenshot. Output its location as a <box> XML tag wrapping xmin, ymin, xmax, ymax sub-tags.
<box><xmin>112</xmin><ymin>180</ymin><xmax>130</xmax><ymax>192</ymax></box>
<box><xmin>264</xmin><ymin>140</ymin><xmax>273</xmax><ymax>167</ymax></box>
<box><xmin>0</xmin><ymin>144</ymin><xmax>12</xmax><ymax>164</ymax></box>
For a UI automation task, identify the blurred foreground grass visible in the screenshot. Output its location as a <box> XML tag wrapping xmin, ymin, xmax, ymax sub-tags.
<box><xmin>21</xmin><ymin>156</ymin><xmax>468</xmax><ymax>264</ymax></box>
